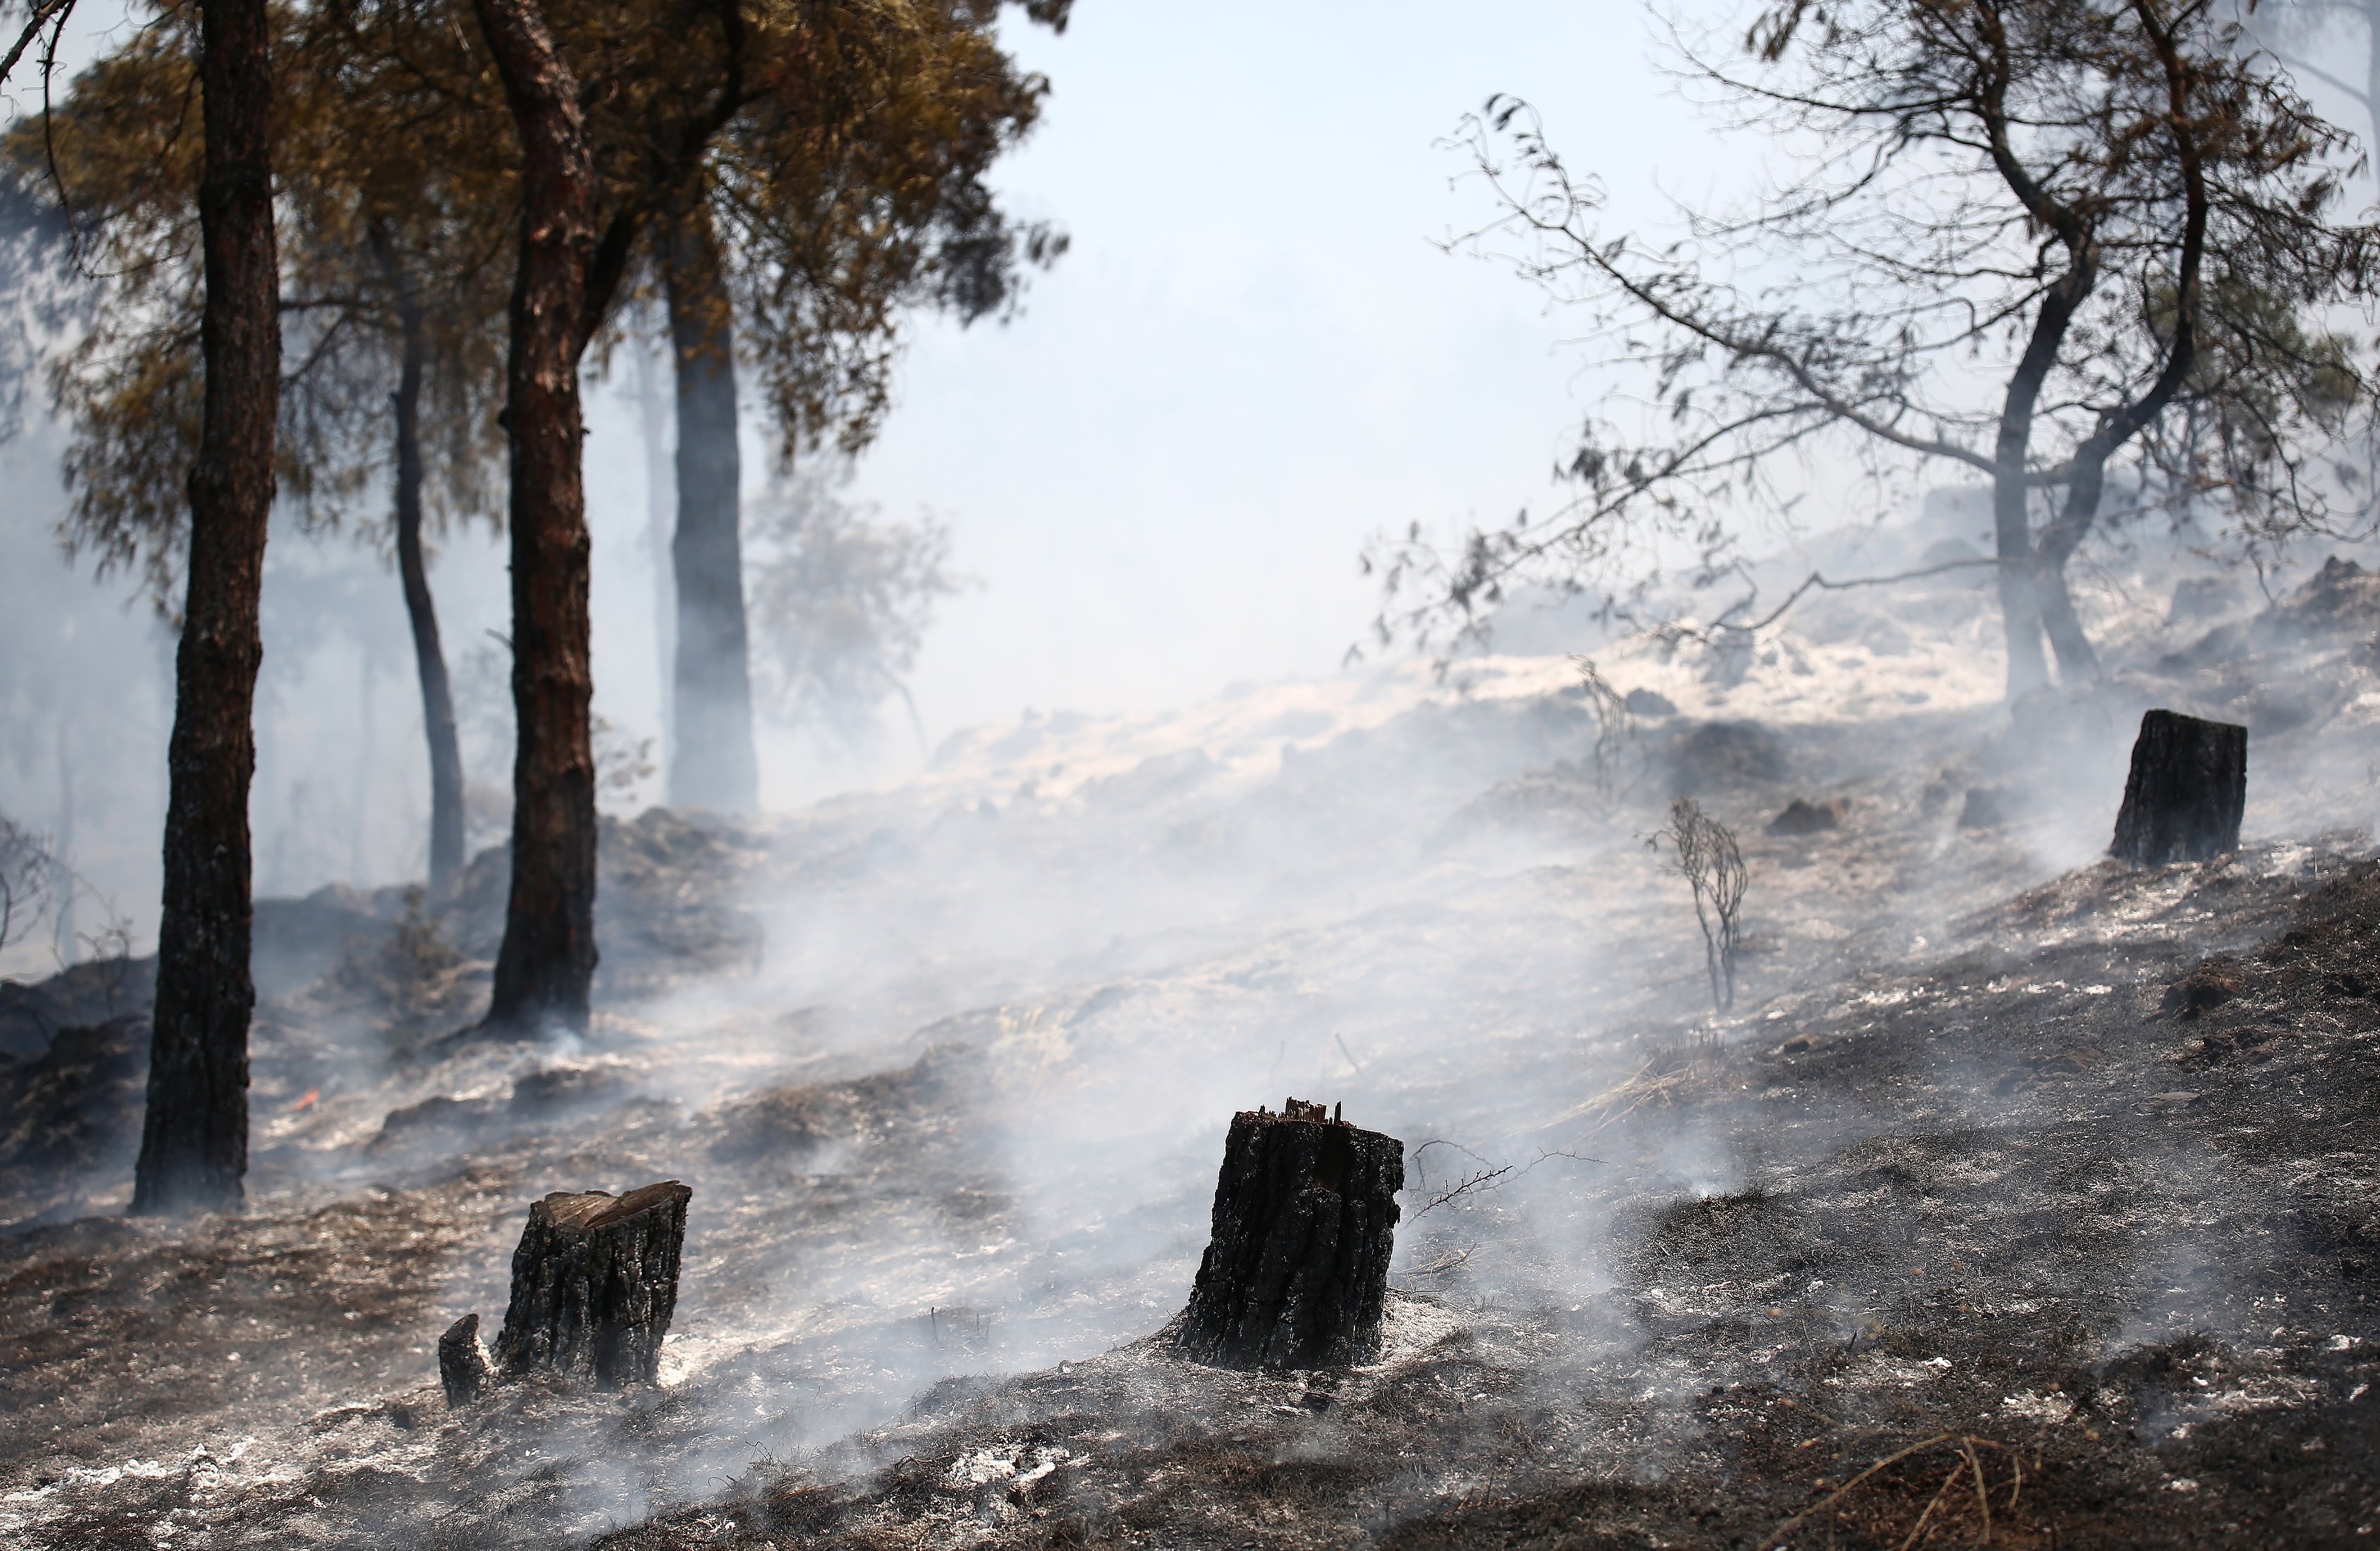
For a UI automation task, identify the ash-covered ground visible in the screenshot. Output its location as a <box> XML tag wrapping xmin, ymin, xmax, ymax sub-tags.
<box><xmin>5</xmin><ymin>540</ymin><xmax>2380</xmax><ymax>1549</ymax></box>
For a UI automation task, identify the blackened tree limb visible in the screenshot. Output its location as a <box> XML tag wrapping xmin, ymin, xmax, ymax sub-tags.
<box><xmin>132</xmin><ymin>0</ymin><xmax>279</xmax><ymax>1215</ymax></box>
<box><xmin>439</xmin><ymin>1312</ymin><xmax>492</xmax><ymax>1405</ymax></box>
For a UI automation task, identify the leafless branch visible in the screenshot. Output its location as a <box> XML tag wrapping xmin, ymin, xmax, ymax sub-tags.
<box><xmin>1406</xmin><ymin>1141</ymin><xmax>1605</xmax><ymax>1219</ymax></box>
<box><xmin>0</xmin><ymin>0</ymin><xmax>75</xmax><ymax>96</ymax></box>
<box><xmin>1652</xmin><ymin>797</ymin><xmax>1747</xmax><ymax>1013</ymax></box>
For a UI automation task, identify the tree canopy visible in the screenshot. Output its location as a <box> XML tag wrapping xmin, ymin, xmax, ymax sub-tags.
<box><xmin>16</xmin><ymin>0</ymin><xmax>1066</xmax><ymax>595</ymax></box>
<box><xmin>1376</xmin><ymin>0</ymin><xmax>2380</xmax><ymax>696</ymax></box>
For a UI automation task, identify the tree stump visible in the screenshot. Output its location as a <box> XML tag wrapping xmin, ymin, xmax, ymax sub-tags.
<box><xmin>487</xmin><ymin>1180</ymin><xmax>692</xmax><ymax>1388</ymax></box>
<box><xmin>438</xmin><ymin>1312</ymin><xmax>492</xmax><ymax>1406</ymax></box>
<box><xmin>1173</xmin><ymin>1099</ymin><xmax>1403</xmax><ymax>1369</ymax></box>
<box><xmin>2110</xmin><ymin>710</ymin><xmax>2246</xmax><ymax>865</ymax></box>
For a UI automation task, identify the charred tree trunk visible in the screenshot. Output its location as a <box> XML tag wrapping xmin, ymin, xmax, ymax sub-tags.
<box><xmin>1991</xmin><ymin>482</ymin><xmax>2051</xmax><ymax>700</ymax></box>
<box><xmin>663</xmin><ymin>203</ymin><xmax>759</xmax><ymax>814</ymax></box>
<box><xmin>132</xmin><ymin>0</ymin><xmax>279</xmax><ymax>1215</ymax></box>
<box><xmin>2036</xmin><ymin>563</ymin><xmax>2101</xmax><ymax>684</ymax></box>
<box><xmin>1174</xmin><ymin>1099</ymin><xmax>1402</xmax><ymax>1369</ymax></box>
<box><xmin>2035</xmin><ymin>460</ymin><xmax>2105</xmax><ymax>685</ymax></box>
<box><xmin>474</xmin><ymin>0</ymin><xmax>600</xmax><ymax>1036</ymax></box>
<box><xmin>1987</xmin><ymin>188</ymin><xmax>2097</xmax><ymax>703</ymax></box>
<box><xmin>2110</xmin><ymin>709</ymin><xmax>2246</xmax><ymax>865</ymax></box>
<box><xmin>489</xmin><ymin>1182</ymin><xmax>691</xmax><ymax>1388</ymax></box>
<box><xmin>384</xmin><ymin>269</ymin><xmax>468</xmax><ymax>898</ymax></box>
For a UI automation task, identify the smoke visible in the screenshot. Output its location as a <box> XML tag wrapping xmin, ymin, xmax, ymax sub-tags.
<box><xmin>8</xmin><ymin>373</ymin><xmax>2380</xmax><ymax>1545</ymax></box>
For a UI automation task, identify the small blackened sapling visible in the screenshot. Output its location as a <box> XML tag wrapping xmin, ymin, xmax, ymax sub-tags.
<box><xmin>1654</xmin><ymin>795</ymin><xmax>1746</xmax><ymax>1012</ymax></box>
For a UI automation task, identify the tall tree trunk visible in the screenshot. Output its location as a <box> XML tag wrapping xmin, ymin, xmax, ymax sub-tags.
<box><xmin>2035</xmin><ymin>460</ymin><xmax>2105</xmax><ymax>685</ymax></box>
<box><xmin>1990</xmin><ymin>479</ymin><xmax>2050</xmax><ymax>698</ymax></box>
<box><xmin>1975</xmin><ymin>89</ymin><xmax>2097</xmax><ymax>701</ymax></box>
<box><xmin>388</xmin><ymin>289</ymin><xmax>467</xmax><ymax>896</ymax></box>
<box><xmin>132</xmin><ymin>0</ymin><xmax>279</xmax><ymax>1215</ymax></box>
<box><xmin>634</xmin><ymin>338</ymin><xmax>676</xmax><ymax>768</ymax></box>
<box><xmin>2036</xmin><ymin>566</ymin><xmax>2099</xmax><ymax>682</ymax></box>
<box><xmin>474</xmin><ymin>0</ymin><xmax>600</xmax><ymax>1035</ymax></box>
<box><xmin>662</xmin><ymin>203</ymin><xmax>758</xmax><ymax>814</ymax></box>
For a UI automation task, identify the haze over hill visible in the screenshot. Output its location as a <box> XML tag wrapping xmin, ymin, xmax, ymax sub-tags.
<box><xmin>6</xmin><ymin>512</ymin><xmax>2380</xmax><ymax>1545</ymax></box>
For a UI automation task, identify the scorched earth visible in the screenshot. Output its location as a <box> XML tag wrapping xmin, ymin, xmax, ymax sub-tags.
<box><xmin>4</xmin><ymin>540</ymin><xmax>2379</xmax><ymax>1549</ymax></box>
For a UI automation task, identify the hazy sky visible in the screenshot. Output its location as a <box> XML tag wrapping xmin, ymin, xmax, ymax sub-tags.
<box><xmin>8</xmin><ymin>0</ymin><xmax>1730</xmax><ymax>783</ymax></box>
<box><xmin>826</xmin><ymin>4</ymin><xmax>1723</xmax><ymax>738</ymax></box>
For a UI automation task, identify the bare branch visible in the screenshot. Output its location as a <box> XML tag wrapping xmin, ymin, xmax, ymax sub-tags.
<box><xmin>0</xmin><ymin>0</ymin><xmax>76</xmax><ymax>96</ymax></box>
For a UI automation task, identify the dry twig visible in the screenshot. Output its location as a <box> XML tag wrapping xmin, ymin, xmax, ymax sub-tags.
<box><xmin>1762</xmin><ymin>1433</ymin><xmax>2032</xmax><ymax>1551</ymax></box>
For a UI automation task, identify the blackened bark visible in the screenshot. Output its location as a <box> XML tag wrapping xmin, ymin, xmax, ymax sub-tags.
<box><xmin>473</xmin><ymin>0</ymin><xmax>600</xmax><ymax>1035</ymax></box>
<box><xmin>1989</xmin><ymin>268</ymin><xmax>2093</xmax><ymax>699</ymax></box>
<box><xmin>490</xmin><ymin>1182</ymin><xmax>691</xmax><ymax>1387</ymax></box>
<box><xmin>2036</xmin><ymin>572</ymin><xmax>2099</xmax><ymax>683</ymax></box>
<box><xmin>663</xmin><ymin>203</ymin><xmax>758</xmax><ymax>813</ymax></box>
<box><xmin>132</xmin><ymin>0</ymin><xmax>278</xmax><ymax>1215</ymax></box>
<box><xmin>1990</xmin><ymin>505</ymin><xmax>2049</xmax><ymax>697</ymax></box>
<box><xmin>1977</xmin><ymin>49</ymin><xmax>2099</xmax><ymax>702</ymax></box>
<box><xmin>2034</xmin><ymin>458</ymin><xmax>2105</xmax><ymax>685</ymax></box>
<box><xmin>387</xmin><ymin>279</ymin><xmax>467</xmax><ymax>896</ymax></box>
<box><xmin>2110</xmin><ymin>709</ymin><xmax>2246</xmax><ymax>865</ymax></box>
<box><xmin>1175</xmin><ymin>1099</ymin><xmax>1402</xmax><ymax>1369</ymax></box>
<box><xmin>439</xmin><ymin>1311</ymin><xmax>492</xmax><ymax>1405</ymax></box>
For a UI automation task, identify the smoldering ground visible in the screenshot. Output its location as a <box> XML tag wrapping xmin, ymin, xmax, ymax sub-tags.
<box><xmin>4</xmin><ymin>532</ymin><xmax>2380</xmax><ymax>1547</ymax></box>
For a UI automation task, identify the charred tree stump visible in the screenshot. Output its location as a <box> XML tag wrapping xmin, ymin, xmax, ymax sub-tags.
<box><xmin>484</xmin><ymin>1180</ymin><xmax>691</xmax><ymax>1389</ymax></box>
<box><xmin>2110</xmin><ymin>709</ymin><xmax>2246</xmax><ymax>865</ymax></box>
<box><xmin>439</xmin><ymin>1312</ymin><xmax>492</xmax><ymax>1406</ymax></box>
<box><xmin>1174</xmin><ymin>1099</ymin><xmax>1402</xmax><ymax>1369</ymax></box>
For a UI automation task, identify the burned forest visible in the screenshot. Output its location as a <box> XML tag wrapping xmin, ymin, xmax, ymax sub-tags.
<box><xmin>3</xmin><ymin>1</ymin><xmax>2380</xmax><ymax>1548</ymax></box>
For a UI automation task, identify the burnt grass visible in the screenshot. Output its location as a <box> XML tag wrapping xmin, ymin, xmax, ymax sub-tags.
<box><xmin>553</xmin><ymin>854</ymin><xmax>2380</xmax><ymax>1551</ymax></box>
<box><xmin>3</xmin><ymin>847</ymin><xmax>2378</xmax><ymax>1546</ymax></box>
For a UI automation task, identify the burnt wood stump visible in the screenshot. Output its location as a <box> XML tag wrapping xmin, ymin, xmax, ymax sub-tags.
<box><xmin>2110</xmin><ymin>709</ymin><xmax>2246</xmax><ymax>865</ymax></box>
<box><xmin>486</xmin><ymin>1180</ymin><xmax>692</xmax><ymax>1389</ymax></box>
<box><xmin>1174</xmin><ymin>1099</ymin><xmax>1402</xmax><ymax>1369</ymax></box>
<box><xmin>438</xmin><ymin>1312</ymin><xmax>492</xmax><ymax>1405</ymax></box>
